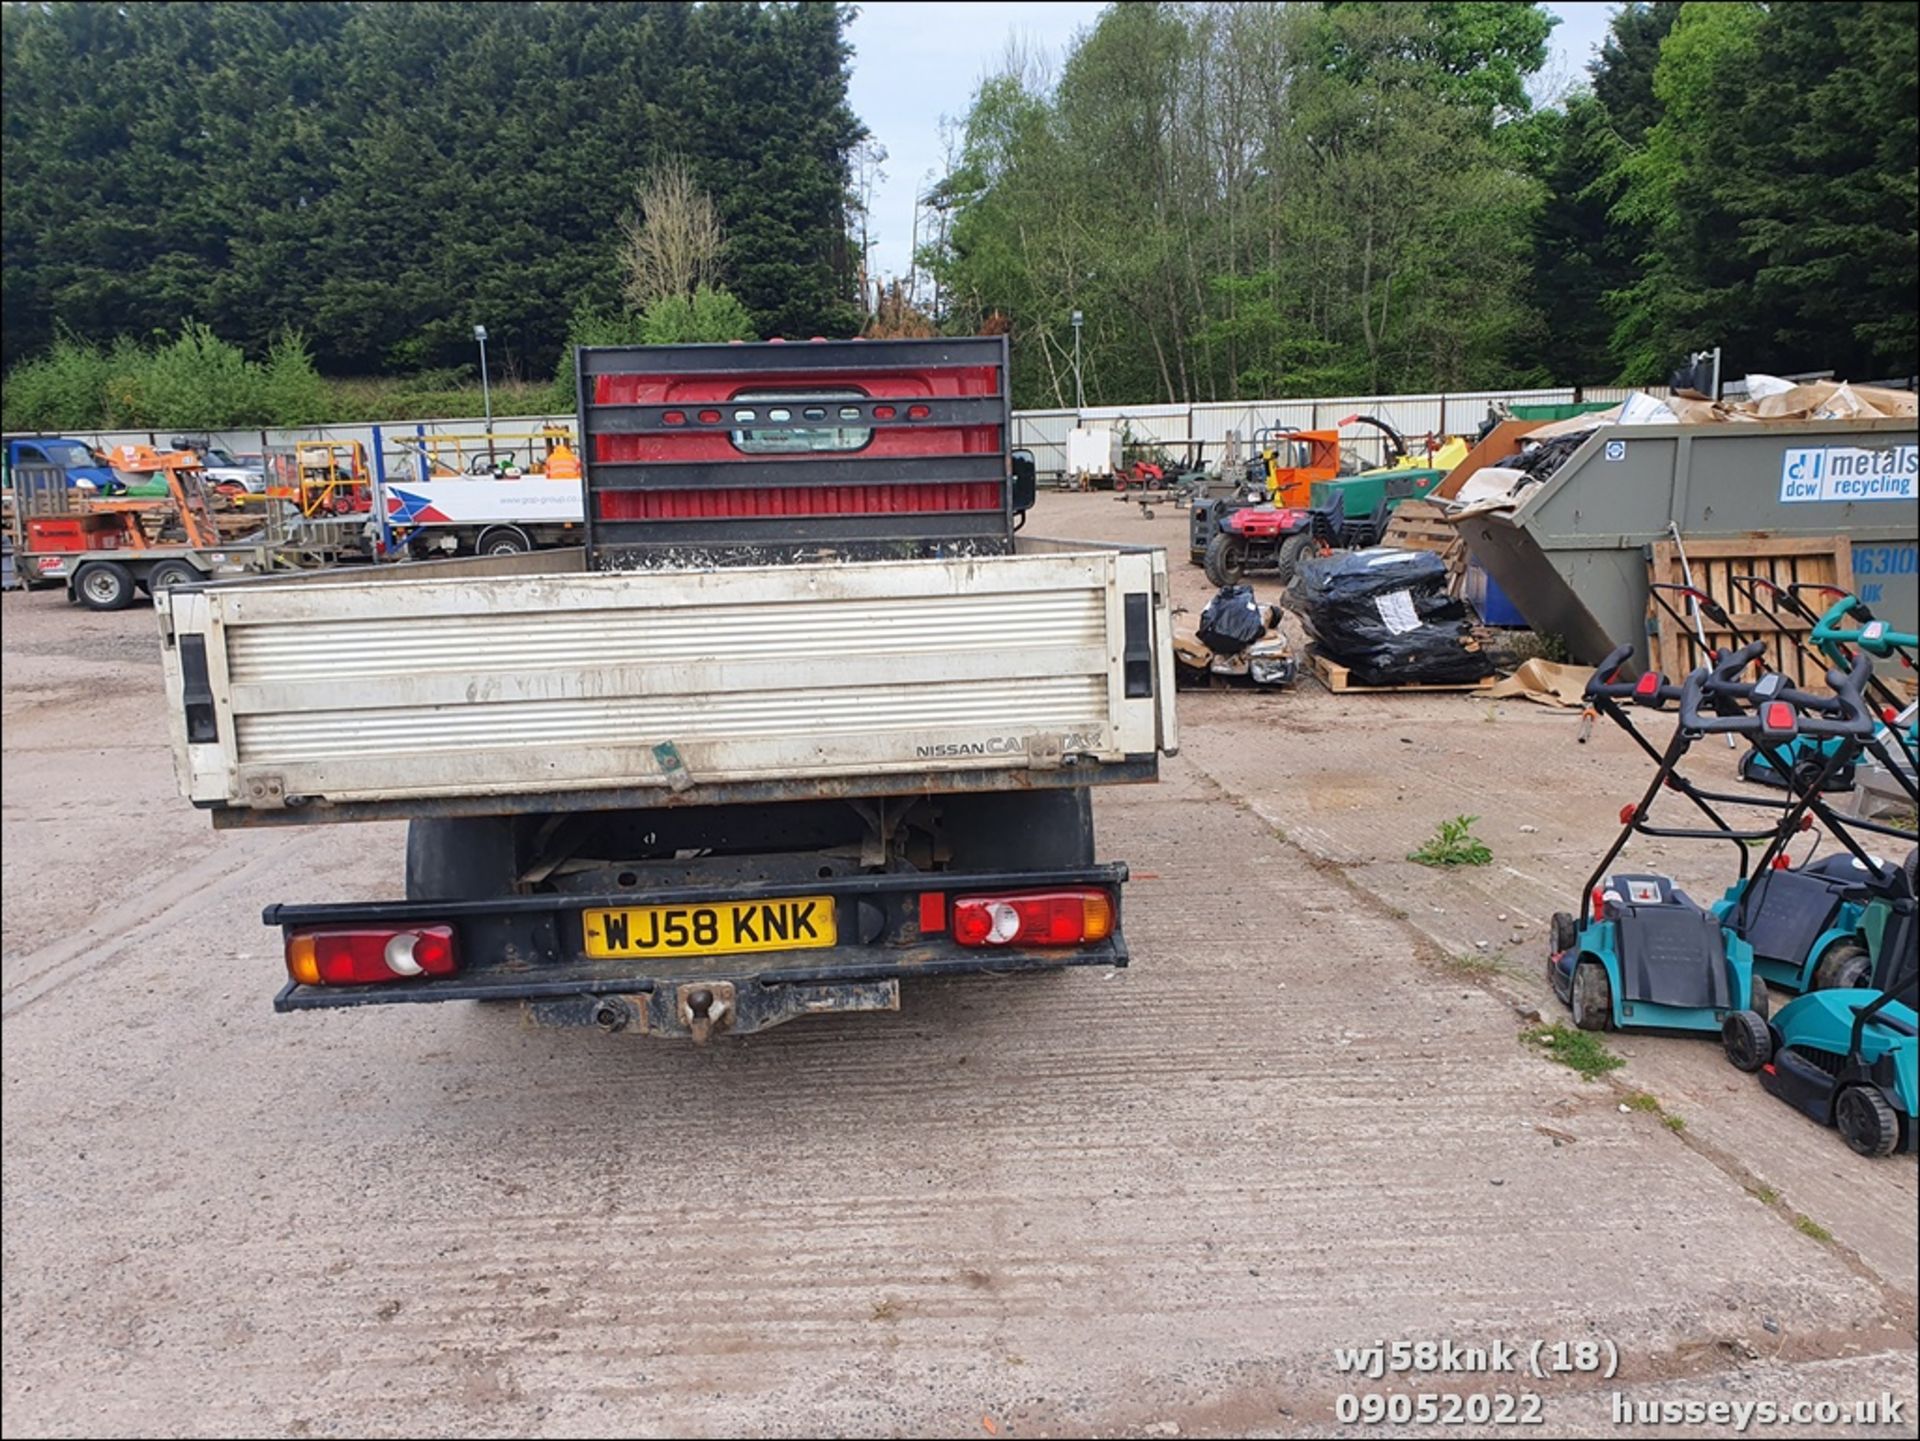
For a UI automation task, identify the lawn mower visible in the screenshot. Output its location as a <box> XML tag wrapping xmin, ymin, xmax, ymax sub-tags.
<box><xmin>1694</xmin><ymin>643</ymin><xmax>1917</xmax><ymax>995</ymax></box>
<box><xmin>1724</xmin><ymin>578</ymin><xmax>1918</xmax><ymax>794</ymax></box>
<box><xmin>1547</xmin><ymin>647</ymin><xmax>1796</xmax><ymax>1034</ymax></box>
<box><xmin>1571</xmin><ymin>639</ymin><xmax>1912</xmax><ymax>1000</ymax></box>
<box><xmin>1189</xmin><ymin>426</ymin><xmax>1340</xmax><ymax>565</ymax></box>
<box><xmin>1721</xmin><ymin>848</ymin><xmax>1917</xmax><ymax>1157</ymax></box>
<box><xmin>1647</xmin><ymin>577</ymin><xmax>1918</xmax><ymax>795</ymax></box>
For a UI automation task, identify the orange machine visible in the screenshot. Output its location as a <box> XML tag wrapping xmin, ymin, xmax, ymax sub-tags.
<box><xmin>1249</xmin><ymin>427</ymin><xmax>1344</xmax><ymax>508</ymax></box>
<box><xmin>17</xmin><ymin>446</ymin><xmax>221</xmax><ymax>571</ymax></box>
<box><xmin>95</xmin><ymin>446</ymin><xmax>223</xmax><ymax>547</ymax></box>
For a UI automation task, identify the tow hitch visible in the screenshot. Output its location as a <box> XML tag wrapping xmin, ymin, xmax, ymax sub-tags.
<box><xmin>551</xmin><ymin>978</ymin><xmax>901</xmax><ymax>1040</ymax></box>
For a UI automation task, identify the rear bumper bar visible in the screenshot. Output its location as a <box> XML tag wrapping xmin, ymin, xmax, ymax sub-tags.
<box><xmin>265</xmin><ymin>864</ymin><xmax>1129</xmax><ymax>1035</ymax></box>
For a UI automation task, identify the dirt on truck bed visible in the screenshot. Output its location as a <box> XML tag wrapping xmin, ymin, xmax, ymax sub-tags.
<box><xmin>3</xmin><ymin>490</ymin><xmax>1915</xmax><ymax>1438</ymax></box>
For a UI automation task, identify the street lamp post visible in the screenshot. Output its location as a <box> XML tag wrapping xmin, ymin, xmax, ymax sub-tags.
<box><xmin>473</xmin><ymin>324</ymin><xmax>494</xmax><ymax>467</ymax></box>
<box><xmin>1071</xmin><ymin>309</ymin><xmax>1084</xmax><ymax>414</ymax></box>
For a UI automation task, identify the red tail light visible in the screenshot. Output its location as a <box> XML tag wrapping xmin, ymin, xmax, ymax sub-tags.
<box><xmin>951</xmin><ymin>889</ymin><xmax>1114</xmax><ymax>948</ymax></box>
<box><xmin>286</xmin><ymin>925</ymin><xmax>457</xmax><ymax>986</ymax></box>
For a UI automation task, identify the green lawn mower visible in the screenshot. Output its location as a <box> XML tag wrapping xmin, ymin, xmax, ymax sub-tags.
<box><xmin>1696</xmin><ymin>648</ymin><xmax>1920</xmax><ymax>1157</ymax></box>
<box><xmin>1725</xmin><ymin>580</ymin><xmax>1918</xmax><ymax>795</ymax></box>
<box><xmin>1696</xmin><ymin>643</ymin><xmax>1920</xmax><ymax>997</ymax></box>
<box><xmin>1722</xmin><ymin>858</ymin><xmax>1917</xmax><ymax>1157</ymax></box>
<box><xmin>1548</xmin><ymin>649</ymin><xmax>1792</xmax><ymax>1036</ymax></box>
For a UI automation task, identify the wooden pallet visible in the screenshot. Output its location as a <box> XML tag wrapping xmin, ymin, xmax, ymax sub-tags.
<box><xmin>1646</xmin><ymin>535</ymin><xmax>1854</xmax><ymax>688</ymax></box>
<box><xmin>1309</xmin><ymin>651</ymin><xmax>1495</xmax><ymax>695</ymax></box>
<box><xmin>1379</xmin><ymin>499</ymin><xmax>1459</xmax><ymax>557</ymax></box>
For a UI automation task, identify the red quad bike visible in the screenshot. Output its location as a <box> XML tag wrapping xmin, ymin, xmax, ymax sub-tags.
<box><xmin>1202</xmin><ymin>488</ymin><xmax>1387</xmax><ymax>588</ymax></box>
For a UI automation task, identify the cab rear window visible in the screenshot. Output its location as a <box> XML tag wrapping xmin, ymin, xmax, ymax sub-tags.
<box><xmin>729</xmin><ymin>394</ymin><xmax>872</xmax><ymax>454</ymax></box>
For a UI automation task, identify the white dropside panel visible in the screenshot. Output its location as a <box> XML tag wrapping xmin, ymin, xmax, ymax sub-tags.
<box><xmin>160</xmin><ymin>550</ymin><xmax>1170</xmax><ymax>811</ymax></box>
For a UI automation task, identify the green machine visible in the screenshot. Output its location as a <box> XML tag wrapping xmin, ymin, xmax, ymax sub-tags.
<box><xmin>1307</xmin><ymin>465</ymin><xmax>1447</xmax><ymax>520</ymax></box>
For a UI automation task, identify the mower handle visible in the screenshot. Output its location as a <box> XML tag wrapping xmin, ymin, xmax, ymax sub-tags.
<box><xmin>1589</xmin><ymin>644</ymin><xmax>1697</xmax><ymax>713</ymax></box>
<box><xmin>1582</xmin><ymin>641</ymin><xmax>1696</xmax><ymax>709</ymax></box>
<box><xmin>1686</xmin><ymin>648</ymin><xmax>1877</xmax><ymax>739</ymax></box>
<box><xmin>1648</xmin><ymin>581</ymin><xmax>1734</xmax><ymax>627</ymax></box>
<box><xmin>1812</xmin><ymin>594</ymin><xmax>1917</xmax><ymax>657</ymax></box>
<box><xmin>1583</xmin><ymin>643</ymin><xmax>1636</xmax><ymax>694</ymax></box>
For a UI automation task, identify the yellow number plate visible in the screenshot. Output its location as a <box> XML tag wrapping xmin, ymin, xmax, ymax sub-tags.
<box><xmin>582</xmin><ymin>895</ymin><xmax>837</xmax><ymax>960</ymax></box>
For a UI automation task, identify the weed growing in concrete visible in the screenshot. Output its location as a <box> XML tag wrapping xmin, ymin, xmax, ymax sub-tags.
<box><xmin>1749</xmin><ymin>1184</ymin><xmax>1780</xmax><ymax>1205</ymax></box>
<box><xmin>1793</xmin><ymin>1214</ymin><xmax>1833</xmax><ymax>1243</ymax></box>
<box><xmin>1623</xmin><ymin>1091</ymin><xmax>1661</xmax><ymax>1112</ymax></box>
<box><xmin>1410</xmin><ymin>815</ymin><xmax>1492</xmax><ymax>868</ymax></box>
<box><xmin>1445</xmin><ymin>952</ymin><xmax>1500</xmax><ymax>976</ymax></box>
<box><xmin>1522</xmin><ymin>1023</ymin><xmax>1624</xmax><ymax>1080</ymax></box>
<box><xmin>1662</xmin><ymin>1113</ymin><xmax>1686</xmax><ymax>1132</ymax></box>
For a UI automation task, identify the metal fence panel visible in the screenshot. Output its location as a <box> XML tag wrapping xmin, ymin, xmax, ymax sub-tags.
<box><xmin>1011</xmin><ymin>409</ymin><xmax>1076</xmax><ymax>475</ymax></box>
<box><xmin>7</xmin><ymin>383</ymin><xmax>1699</xmax><ymax>485</ymax></box>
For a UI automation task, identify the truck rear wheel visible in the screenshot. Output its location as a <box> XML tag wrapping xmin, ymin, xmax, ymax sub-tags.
<box><xmin>74</xmin><ymin>561</ymin><xmax>137</xmax><ymax>612</ymax></box>
<box><xmin>476</xmin><ymin>525</ymin><xmax>531</xmax><ymax>556</ymax></box>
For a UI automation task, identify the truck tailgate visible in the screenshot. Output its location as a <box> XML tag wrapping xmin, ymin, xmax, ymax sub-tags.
<box><xmin>159</xmin><ymin>546</ymin><xmax>1176</xmax><ymax>818</ymax></box>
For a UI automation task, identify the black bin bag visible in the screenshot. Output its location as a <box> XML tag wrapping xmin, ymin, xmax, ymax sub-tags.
<box><xmin>1287</xmin><ymin>549</ymin><xmax>1493</xmax><ymax>686</ymax></box>
<box><xmin>1198</xmin><ymin>583</ymin><xmax>1268</xmax><ymax>655</ymax></box>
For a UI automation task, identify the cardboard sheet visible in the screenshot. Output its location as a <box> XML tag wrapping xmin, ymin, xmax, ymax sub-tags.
<box><xmin>1486</xmin><ymin>658</ymin><xmax>1592</xmax><ymax>708</ymax></box>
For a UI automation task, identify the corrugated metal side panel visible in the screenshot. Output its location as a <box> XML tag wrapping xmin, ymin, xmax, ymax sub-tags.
<box><xmin>1012</xmin><ymin>410</ymin><xmax>1075</xmax><ymax>475</ymax></box>
<box><xmin>1078</xmin><ymin>407</ymin><xmax>1190</xmax><ymax>447</ymax></box>
<box><xmin>6</xmin><ymin>416</ymin><xmax>578</xmax><ymax>461</ymax></box>
<box><xmin>202</xmin><ymin>553</ymin><xmax>1138</xmax><ymax>804</ymax></box>
<box><xmin>1579</xmin><ymin>385</ymin><xmax>1668</xmax><ymax>405</ymax></box>
<box><xmin>1191</xmin><ymin>403</ymin><xmax>1312</xmax><ymax>446</ymax></box>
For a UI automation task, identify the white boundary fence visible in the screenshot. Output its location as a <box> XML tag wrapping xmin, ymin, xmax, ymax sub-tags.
<box><xmin>4</xmin><ymin>385</ymin><xmax>1658</xmax><ymax>480</ymax></box>
<box><xmin>1010</xmin><ymin>386</ymin><xmax>1656</xmax><ymax>475</ymax></box>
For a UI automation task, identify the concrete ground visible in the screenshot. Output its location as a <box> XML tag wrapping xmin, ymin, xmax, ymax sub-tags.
<box><xmin>3</xmin><ymin>490</ymin><xmax>1914</xmax><ymax>1438</ymax></box>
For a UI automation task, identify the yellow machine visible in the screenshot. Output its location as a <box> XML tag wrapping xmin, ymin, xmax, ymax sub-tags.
<box><xmin>387</xmin><ymin>427</ymin><xmax>580</xmax><ymax>480</ymax></box>
<box><xmin>258</xmin><ymin>441</ymin><xmax>373</xmax><ymax>517</ymax></box>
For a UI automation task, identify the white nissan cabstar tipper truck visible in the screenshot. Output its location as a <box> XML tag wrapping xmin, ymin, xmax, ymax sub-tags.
<box><xmin>157</xmin><ymin>338</ymin><xmax>1177</xmax><ymax>1040</ymax></box>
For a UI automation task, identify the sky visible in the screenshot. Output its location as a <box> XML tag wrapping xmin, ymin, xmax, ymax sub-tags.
<box><xmin>845</xmin><ymin>1</ymin><xmax>1622</xmax><ymax>283</ymax></box>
